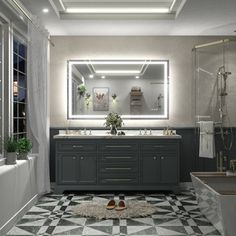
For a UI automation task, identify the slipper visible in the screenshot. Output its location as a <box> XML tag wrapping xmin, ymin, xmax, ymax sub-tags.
<box><xmin>106</xmin><ymin>199</ymin><xmax>116</xmax><ymax>210</ymax></box>
<box><xmin>115</xmin><ymin>200</ymin><xmax>126</xmax><ymax>211</ymax></box>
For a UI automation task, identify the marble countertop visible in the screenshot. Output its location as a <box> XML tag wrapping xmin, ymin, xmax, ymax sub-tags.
<box><xmin>53</xmin><ymin>130</ymin><xmax>181</xmax><ymax>139</ymax></box>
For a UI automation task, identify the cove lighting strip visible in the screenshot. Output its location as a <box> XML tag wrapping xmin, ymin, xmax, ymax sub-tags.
<box><xmin>68</xmin><ymin>60</ymin><xmax>168</xmax><ymax>119</ymax></box>
<box><xmin>95</xmin><ymin>70</ymin><xmax>141</xmax><ymax>74</ymax></box>
<box><xmin>66</xmin><ymin>8</ymin><xmax>170</xmax><ymax>14</ymax></box>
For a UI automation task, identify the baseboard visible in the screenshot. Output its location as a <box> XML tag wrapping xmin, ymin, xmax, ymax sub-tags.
<box><xmin>0</xmin><ymin>194</ymin><xmax>39</xmax><ymax>236</ymax></box>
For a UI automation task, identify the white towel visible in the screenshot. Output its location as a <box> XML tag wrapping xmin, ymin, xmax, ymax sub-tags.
<box><xmin>199</xmin><ymin>121</ymin><xmax>215</xmax><ymax>158</ymax></box>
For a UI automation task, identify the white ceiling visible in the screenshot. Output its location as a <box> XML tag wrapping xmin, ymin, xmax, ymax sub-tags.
<box><xmin>19</xmin><ymin>0</ymin><xmax>236</xmax><ymax>36</ymax></box>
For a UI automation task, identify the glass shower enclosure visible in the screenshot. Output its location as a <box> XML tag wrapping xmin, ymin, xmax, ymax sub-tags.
<box><xmin>193</xmin><ymin>39</ymin><xmax>236</xmax><ymax>152</ymax></box>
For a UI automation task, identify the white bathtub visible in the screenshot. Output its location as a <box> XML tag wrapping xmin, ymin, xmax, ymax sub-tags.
<box><xmin>191</xmin><ymin>172</ymin><xmax>236</xmax><ymax>236</ymax></box>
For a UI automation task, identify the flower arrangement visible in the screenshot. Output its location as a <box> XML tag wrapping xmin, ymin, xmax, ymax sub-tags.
<box><xmin>105</xmin><ymin>112</ymin><xmax>123</xmax><ymax>128</ymax></box>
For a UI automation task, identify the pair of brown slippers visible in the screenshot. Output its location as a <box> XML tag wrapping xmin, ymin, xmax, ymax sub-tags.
<box><xmin>106</xmin><ymin>200</ymin><xmax>126</xmax><ymax>211</ymax></box>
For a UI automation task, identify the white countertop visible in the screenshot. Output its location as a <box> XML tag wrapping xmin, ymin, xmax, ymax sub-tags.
<box><xmin>54</xmin><ymin>130</ymin><xmax>181</xmax><ymax>139</ymax></box>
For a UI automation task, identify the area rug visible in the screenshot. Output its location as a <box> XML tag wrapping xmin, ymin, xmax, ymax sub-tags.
<box><xmin>72</xmin><ymin>201</ymin><xmax>157</xmax><ymax>219</ymax></box>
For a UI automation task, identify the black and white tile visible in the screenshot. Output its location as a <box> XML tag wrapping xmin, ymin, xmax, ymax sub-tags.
<box><xmin>7</xmin><ymin>191</ymin><xmax>221</xmax><ymax>236</ymax></box>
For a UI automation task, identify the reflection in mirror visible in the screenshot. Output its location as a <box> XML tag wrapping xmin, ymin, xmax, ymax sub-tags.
<box><xmin>68</xmin><ymin>60</ymin><xmax>169</xmax><ymax>119</ymax></box>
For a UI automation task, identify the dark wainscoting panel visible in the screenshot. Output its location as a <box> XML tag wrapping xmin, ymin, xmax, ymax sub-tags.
<box><xmin>50</xmin><ymin>127</ymin><xmax>236</xmax><ymax>183</ymax></box>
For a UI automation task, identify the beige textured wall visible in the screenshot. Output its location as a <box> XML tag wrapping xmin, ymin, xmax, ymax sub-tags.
<box><xmin>50</xmin><ymin>36</ymin><xmax>235</xmax><ymax>128</ymax></box>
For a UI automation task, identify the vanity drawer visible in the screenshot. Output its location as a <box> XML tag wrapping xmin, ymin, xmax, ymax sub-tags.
<box><xmin>99</xmin><ymin>142</ymin><xmax>137</xmax><ymax>152</ymax></box>
<box><xmin>141</xmin><ymin>142</ymin><xmax>178</xmax><ymax>153</ymax></box>
<box><xmin>99</xmin><ymin>174</ymin><xmax>138</xmax><ymax>185</ymax></box>
<box><xmin>56</xmin><ymin>141</ymin><xmax>97</xmax><ymax>152</ymax></box>
<box><xmin>100</xmin><ymin>152</ymin><xmax>138</xmax><ymax>162</ymax></box>
<box><xmin>99</xmin><ymin>162</ymin><xmax>138</xmax><ymax>174</ymax></box>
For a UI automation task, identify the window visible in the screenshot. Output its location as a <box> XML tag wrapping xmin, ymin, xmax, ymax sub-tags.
<box><xmin>13</xmin><ymin>36</ymin><xmax>27</xmax><ymax>139</ymax></box>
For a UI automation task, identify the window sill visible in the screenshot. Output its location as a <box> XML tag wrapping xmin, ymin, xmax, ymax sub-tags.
<box><xmin>0</xmin><ymin>154</ymin><xmax>38</xmax><ymax>168</ymax></box>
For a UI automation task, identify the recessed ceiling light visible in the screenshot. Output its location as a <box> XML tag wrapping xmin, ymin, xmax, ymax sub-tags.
<box><xmin>42</xmin><ymin>8</ymin><xmax>49</xmax><ymax>13</ymax></box>
<box><xmin>101</xmin><ymin>76</ymin><xmax>106</xmax><ymax>79</ymax></box>
<box><xmin>135</xmin><ymin>76</ymin><xmax>140</xmax><ymax>79</ymax></box>
<box><xmin>89</xmin><ymin>74</ymin><xmax>94</xmax><ymax>78</ymax></box>
<box><xmin>66</xmin><ymin>8</ymin><xmax>170</xmax><ymax>14</ymax></box>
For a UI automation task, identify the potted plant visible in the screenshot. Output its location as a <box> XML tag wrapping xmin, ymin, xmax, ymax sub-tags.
<box><xmin>78</xmin><ymin>84</ymin><xmax>86</xmax><ymax>97</ymax></box>
<box><xmin>4</xmin><ymin>137</ymin><xmax>18</xmax><ymax>165</ymax></box>
<box><xmin>105</xmin><ymin>112</ymin><xmax>123</xmax><ymax>135</ymax></box>
<box><xmin>17</xmin><ymin>138</ymin><xmax>33</xmax><ymax>160</ymax></box>
<box><xmin>85</xmin><ymin>93</ymin><xmax>91</xmax><ymax>108</ymax></box>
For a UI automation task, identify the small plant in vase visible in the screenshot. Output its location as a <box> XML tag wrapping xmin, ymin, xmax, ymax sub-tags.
<box><xmin>105</xmin><ymin>112</ymin><xmax>123</xmax><ymax>135</ymax></box>
<box><xmin>17</xmin><ymin>138</ymin><xmax>33</xmax><ymax>160</ymax></box>
<box><xmin>4</xmin><ymin>137</ymin><xmax>18</xmax><ymax>165</ymax></box>
<box><xmin>78</xmin><ymin>84</ymin><xmax>86</xmax><ymax>97</ymax></box>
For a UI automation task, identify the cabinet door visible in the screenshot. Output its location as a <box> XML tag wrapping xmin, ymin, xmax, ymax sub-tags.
<box><xmin>57</xmin><ymin>154</ymin><xmax>78</xmax><ymax>185</ymax></box>
<box><xmin>78</xmin><ymin>154</ymin><xmax>97</xmax><ymax>184</ymax></box>
<box><xmin>142</xmin><ymin>154</ymin><xmax>161</xmax><ymax>184</ymax></box>
<box><xmin>160</xmin><ymin>155</ymin><xmax>178</xmax><ymax>183</ymax></box>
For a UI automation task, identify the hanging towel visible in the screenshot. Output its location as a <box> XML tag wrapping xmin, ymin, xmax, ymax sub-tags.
<box><xmin>199</xmin><ymin>121</ymin><xmax>215</xmax><ymax>158</ymax></box>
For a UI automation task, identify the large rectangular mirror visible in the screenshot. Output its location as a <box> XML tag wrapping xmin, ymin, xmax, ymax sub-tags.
<box><xmin>68</xmin><ymin>60</ymin><xmax>169</xmax><ymax>119</ymax></box>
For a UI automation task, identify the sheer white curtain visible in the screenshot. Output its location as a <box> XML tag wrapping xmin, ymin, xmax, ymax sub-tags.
<box><xmin>27</xmin><ymin>21</ymin><xmax>50</xmax><ymax>195</ymax></box>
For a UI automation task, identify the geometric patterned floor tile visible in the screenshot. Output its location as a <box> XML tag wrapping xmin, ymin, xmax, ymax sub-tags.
<box><xmin>6</xmin><ymin>190</ymin><xmax>222</xmax><ymax>236</ymax></box>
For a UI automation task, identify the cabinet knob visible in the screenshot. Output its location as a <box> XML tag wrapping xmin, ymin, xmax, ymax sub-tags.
<box><xmin>161</xmin><ymin>156</ymin><xmax>164</xmax><ymax>160</ymax></box>
<box><xmin>81</xmin><ymin>156</ymin><xmax>84</xmax><ymax>160</ymax></box>
<box><xmin>153</xmin><ymin>156</ymin><xmax>157</xmax><ymax>160</ymax></box>
<box><xmin>72</xmin><ymin>156</ymin><xmax>76</xmax><ymax>160</ymax></box>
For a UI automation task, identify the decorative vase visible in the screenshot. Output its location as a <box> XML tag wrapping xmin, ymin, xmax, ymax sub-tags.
<box><xmin>6</xmin><ymin>152</ymin><xmax>17</xmax><ymax>165</ymax></box>
<box><xmin>110</xmin><ymin>125</ymin><xmax>117</xmax><ymax>135</ymax></box>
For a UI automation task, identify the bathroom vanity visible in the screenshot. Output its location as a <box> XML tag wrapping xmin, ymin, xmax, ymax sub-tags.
<box><xmin>54</xmin><ymin>131</ymin><xmax>181</xmax><ymax>193</ymax></box>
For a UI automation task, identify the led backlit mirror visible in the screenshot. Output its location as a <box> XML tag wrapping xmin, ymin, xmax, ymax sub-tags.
<box><xmin>68</xmin><ymin>60</ymin><xmax>169</xmax><ymax>119</ymax></box>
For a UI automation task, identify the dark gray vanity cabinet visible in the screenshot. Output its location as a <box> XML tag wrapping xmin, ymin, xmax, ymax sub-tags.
<box><xmin>54</xmin><ymin>137</ymin><xmax>181</xmax><ymax>193</ymax></box>
<box><xmin>141</xmin><ymin>141</ymin><xmax>179</xmax><ymax>185</ymax></box>
<box><xmin>98</xmin><ymin>141</ymin><xmax>139</xmax><ymax>185</ymax></box>
<box><xmin>57</xmin><ymin>153</ymin><xmax>78</xmax><ymax>185</ymax></box>
<box><xmin>56</xmin><ymin>141</ymin><xmax>97</xmax><ymax>189</ymax></box>
<box><xmin>142</xmin><ymin>154</ymin><xmax>161</xmax><ymax>184</ymax></box>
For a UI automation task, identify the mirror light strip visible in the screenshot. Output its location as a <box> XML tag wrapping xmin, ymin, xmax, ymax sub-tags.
<box><xmin>68</xmin><ymin>60</ymin><xmax>169</xmax><ymax>119</ymax></box>
<box><xmin>66</xmin><ymin>8</ymin><xmax>170</xmax><ymax>14</ymax></box>
<box><xmin>69</xmin><ymin>61</ymin><xmax>162</xmax><ymax>65</ymax></box>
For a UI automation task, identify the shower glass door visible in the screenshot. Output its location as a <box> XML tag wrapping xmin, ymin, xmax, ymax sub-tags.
<box><xmin>194</xmin><ymin>41</ymin><xmax>236</xmax><ymax>125</ymax></box>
